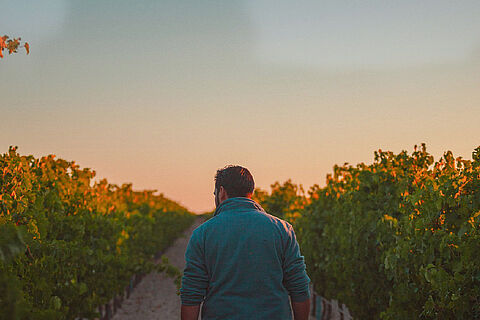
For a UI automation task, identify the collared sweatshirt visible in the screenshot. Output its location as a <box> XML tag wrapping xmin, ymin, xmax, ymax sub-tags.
<box><xmin>180</xmin><ymin>197</ymin><xmax>311</xmax><ymax>320</ymax></box>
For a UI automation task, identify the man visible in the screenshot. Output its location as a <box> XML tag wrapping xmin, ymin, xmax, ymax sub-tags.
<box><xmin>180</xmin><ymin>165</ymin><xmax>311</xmax><ymax>320</ymax></box>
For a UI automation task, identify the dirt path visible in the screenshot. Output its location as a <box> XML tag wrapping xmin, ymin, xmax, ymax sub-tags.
<box><xmin>112</xmin><ymin>218</ymin><xmax>204</xmax><ymax>320</ymax></box>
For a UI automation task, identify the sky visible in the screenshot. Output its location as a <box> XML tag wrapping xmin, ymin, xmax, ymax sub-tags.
<box><xmin>1</xmin><ymin>0</ymin><xmax>479</xmax><ymax>213</ymax></box>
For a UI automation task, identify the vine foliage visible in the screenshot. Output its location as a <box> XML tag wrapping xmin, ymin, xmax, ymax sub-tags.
<box><xmin>0</xmin><ymin>147</ymin><xmax>195</xmax><ymax>319</ymax></box>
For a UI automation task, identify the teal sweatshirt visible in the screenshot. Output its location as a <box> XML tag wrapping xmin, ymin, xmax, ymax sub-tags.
<box><xmin>180</xmin><ymin>197</ymin><xmax>311</xmax><ymax>320</ymax></box>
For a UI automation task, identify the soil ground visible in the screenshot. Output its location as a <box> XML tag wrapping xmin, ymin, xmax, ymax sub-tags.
<box><xmin>112</xmin><ymin>218</ymin><xmax>204</xmax><ymax>320</ymax></box>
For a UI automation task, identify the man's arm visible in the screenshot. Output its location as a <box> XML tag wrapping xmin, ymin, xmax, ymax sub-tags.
<box><xmin>181</xmin><ymin>304</ymin><xmax>200</xmax><ymax>320</ymax></box>
<box><xmin>180</xmin><ymin>229</ymin><xmax>209</xmax><ymax>320</ymax></box>
<box><xmin>292</xmin><ymin>298</ymin><xmax>310</xmax><ymax>320</ymax></box>
<box><xmin>282</xmin><ymin>223</ymin><xmax>311</xmax><ymax>319</ymax></box>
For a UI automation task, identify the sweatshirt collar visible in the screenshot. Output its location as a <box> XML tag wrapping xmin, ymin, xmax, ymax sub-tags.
<box><xmin>213</xmin><ymin>197</ymin><xmax>265</xmax><ymax>217</ymax></box>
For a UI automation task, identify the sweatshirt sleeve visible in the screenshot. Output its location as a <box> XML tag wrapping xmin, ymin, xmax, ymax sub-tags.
<box><xmin>282</xmin><ymin>223</ymin><xmax>311</xmax><ymax>302</ymax></box>
<box><xmin>180</xmin><ymin>228</ymin><xmax>209</xmax><ymax>306</ymax></box>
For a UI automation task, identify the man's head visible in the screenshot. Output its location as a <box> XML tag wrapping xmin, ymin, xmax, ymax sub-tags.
<box><xmin>214</xmin><ymin>165</ymin><xmax>255</xmax><ymax>207</ymax></box>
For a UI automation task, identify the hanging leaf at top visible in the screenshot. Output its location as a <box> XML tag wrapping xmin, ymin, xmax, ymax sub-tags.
<box><xmin>0</xmin><ymin>35</ymin><xmax>30</xmax><ymax>59</ymax></box>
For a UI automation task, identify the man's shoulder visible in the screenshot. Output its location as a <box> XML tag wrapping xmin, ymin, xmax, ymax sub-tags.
<box><xmin>191</xmin><ymin>216</ymin><xmax>220</xmax><ymax>237</ymax></box>
<box><xmin>261</xmin><ymin>212</ymin><xmax>294</xmax><ymax>234</ymax></box>
<box><xmin>191</xmin><ymin>218</ymin><xmax>210</xmax><ymax>236</ymax></box>
<box><xmin>262</xmin><ymin>211</ymin><xmax>291</xmax><ymax>225</ymax></box>
<box><xmin>195</xmin><ymin>205</ymin><xmax>293</xmax><ymax>238</ymax></box>
<box><xmin>218</xmin><ymin>208</ymin><xmax>293</xmax><ymax>233</ymax></box>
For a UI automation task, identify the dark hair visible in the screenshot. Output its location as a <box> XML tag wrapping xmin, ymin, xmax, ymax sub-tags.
<box><xmin>214</xmin><ymin>165</ymin><xmax>255</xmax><ymax>198</ymax></box>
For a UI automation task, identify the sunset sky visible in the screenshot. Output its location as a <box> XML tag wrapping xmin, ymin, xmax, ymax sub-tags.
<box><xmin>1</xmin><ymin>0</ymin><xmax>479</xmax><ymax>213</ymax></box>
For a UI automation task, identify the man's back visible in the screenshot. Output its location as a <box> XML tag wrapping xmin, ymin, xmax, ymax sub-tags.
<box><xmin>180</xmin><ymin>197</ymin><xmax>311</xmax><ymax>320</ymax></box>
